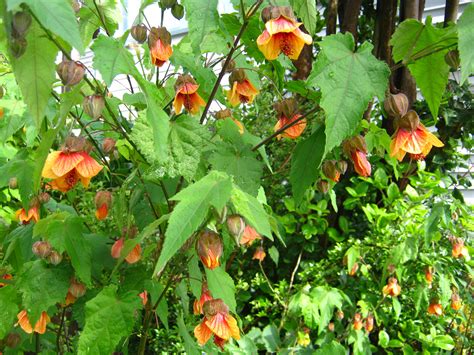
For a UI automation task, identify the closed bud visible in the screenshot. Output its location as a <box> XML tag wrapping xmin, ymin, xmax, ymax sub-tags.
<box><xmin>225</xmin><ymin>59</ymin><xmax>236</xmax><ymax>73</ymax></box>
<box><xmin>445</xmin><ymin>49</ymin><xmax>460</xmax><ymax>70</ymax></box>
<box><xmin>226</xmin><ymin>215</ymin><xmax>245</xmax><ymax>239</ymax></box>
<box><xmin>261</xmin><ymin>6</ymin><xmax>295</xmax><ymax>23</ymax></box>
<box><xmin>337</xmin><ymin>160</ymin><xmax>348</xmax><ymax>175</ymax></box>
<box><xmin>171</xmin><ymin>4</ymin><xmax>184</xmax><ymax>20</ymax></box>
<box><xmin>95</xmin><ymin>191</ymin><xmax>112</xmax><ymax>220</ymax></box>
<box><xmin>12</xmin><ymin>11</ymin><xmax>32</xmax><ymax>38</ymax></box>
<box><xmin>32</xmin><ymin>241</ymin><xmax>52</xmax><ymax>258</ymax></box>
<box><xmin>62</xmin><ymin>136</ymin><xmax>87</xmax><ymax>153</ymax></box>
<box><xmin>38</xmin><ymin>192</ymin><xmax>50</xmax><ymax>204</ymax></box>
<box><xmin>131</xmin><ymin>24</ymin><xmax>148</xmax><ymax>43</ymax></box>
<box><xmin>47</xmin><ymin>250</ymin><xmax>63</xmax><ymax>265</ymax></box>
<box><xmin>5</xmin><ymin>333</ymin><xmax>21</xmax><ymax>348</ymax></box>
<box><xmin>68</xmin><ymin>278</ymin><xmax>86</xmax><ymax>298</ymax></box>
<box><xmin>10</xmin><ymin>37</ymin><xmax>27</xmax><ymax>58</ymax></box>
<box><xmin>397</xmin><ymin>110</ymin><xmax>420</xmax><ymax>131</ymax></box>
<box><xmin>83</xmin><ymin>95</ymin><xmax>105</xmax><ymax>119</ymax></box>
<box><xmin>160</xmin><ymin>0</ymin><xmax>177</xmax><ymax>9</ymax></box>
<box><xmin>451</xmin><ymin>293</ymin><xmax>462</xmax><ymax>311</ymax></box>
<box><xmin>102</xmin><ymin>138</ymin><xmax>116</xmax><ymax>154</ymax></box>
<box><xmin>322</xmin><ymin>160</ymin><xmax>340</xmax><ymax>182</ymax></box>
<box><xmin>253</xmin><ymin>246</ymin><xmax>266</xmax><ymax>261</ymax></box>
<box><xmin>9</xmin><ymin>177</ymin><xmax>17</xmax><ymax>189</ymax></box>
<box><xmin>328</xmin><ymin>322</ymin><xmax>335</xmax><ymax>332</ymax></box>
<box><xmin>384</xmin><ymin>93</ymin><xmax>409</xmax><ymax>119</ymax></box>
<box><xmin>203</xmin><ymin>298</ymin><xmax>229</xmax><ymax>318</ymax></box>
<box><xmin>316</xmin><ymin>180</ymin><xmax>329</xmax><ymax>194</ymax></box>
<box><xmin>56</xmin><ymin>60</ymin><xmax>85</xmax><ymax>86</ymax></box>
<box><xmin>387</xmin><ymin>264</ymin><xmax>396</xmax><ymax>274</ymax></box>
<box><xmin>365</xmin><ymin>313</ymin><xmax>374</xmax><ymax>333</ymax></box>
<box><xmin>274</xmin><ymin>98</ymin><xmax>298</xmax><ymax>118</ymax></box>
<box><xmin>196</xmin><ymin>230</ymin><xmax>223</xmax><ymax>270</ymax></box>
<box><xmin>215</xmin><ymin>109</ymin><xmax>232</xmax><ymax>120</ymax></box>
<box><xmin>336</xmin><ymin>310</ymin><xmax>344</xmax><ymax>320</ymax></box>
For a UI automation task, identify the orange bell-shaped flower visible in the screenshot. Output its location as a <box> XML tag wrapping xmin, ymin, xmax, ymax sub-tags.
<box><xmin>226</xmin><ymin>69</ymin><xmax>259</xmax><ymax>106</ymax></box>
<box><xmin>148</xmin><ymin>27</ymin><xmax>173</xmax><ymax>67</ymax></box>
<box><xmin>428</xmin><ymin>300</ymin><xmax>443</xmax><ymax>316</ymax></box>
<box><xmin>364</xmin><ymin>313</ymin><xmax>374</xmax><ymax>333</ymax></box>
<box><xmin>450</xmin><ymin>293</ymin><xmax>462</xmax><ymax>311</ymax></box>
<box><xmin>196</xmin><ymin>230</ymin><xmax>223</xmax><ymax>270</ymax></box>
<box><xmin>193</xmin><ymin>282</ymin><xmax>213</xmax><ymax>315</ymax></box>
<box><xmin>257</xmin><ymin>6</ymin><xmax>312</xmax><ymax>61</ymax></box>
<box><xmin>173</xmin><ymin>75</ymin><xmax>206</xmax><ymax>115</ymax></box>
<box><xmin>139</xmin><ymin>290</ymin><xmax>148</xmax><ymax>306</ymax></box>
<box><xmin>352</xmin><ymin>313</ymin><xmax>363</xmax><ymax>330</ymax></box>
<box><xmin>252</xmin><ymin>246</ymin><xmax>266</xmax><ymax>261</ymax></box>
<box><xmin>15</xmin><ymin>205</ymin><xmax>40</xmax><ymax>224</ymax></box>
<box><xmin>425</xmin><ymin>266</ymin><xmax>433</xmax><ymax>286</ymax></box>
<box><xmin>16</xmin><ymin>310</ymin><xmax>50</xmax><ymax>334</ymax></box>
<box><xmin>95</xmin><ymin>191</ymin><xmax>112</xmax><ymax>220</ymax></box>
<box><xmin>111</xmin><ymin>237</ymin><xmax>142</xmax><ymax>264</ymax></box>
<box><xmin>273</xmin><ymin>98</ymin><xmax>306</xmax><ymax>139</ymax></box>
<box><xmin>382</xmin><ymin>277</ymin><xmax>401</xmax><ymax>297</ymax></box>
<box><xmin>451</xmin><ymin>238</ymin><xmax>470</xmax><ymax>260</ymax></box>
<box><xmin>239</xmin><ymin>225</ymin><xmax>261</xmax><ymax>246</ymax></box>
<box><xmin>343</xmin><ymin>135</ymin><xmax>371</xmax><ymax>177</ymax></box>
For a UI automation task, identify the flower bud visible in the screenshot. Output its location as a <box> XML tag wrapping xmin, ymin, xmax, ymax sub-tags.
<box><xmin>226</xmin><ymin>215</ymin><xmax>245</xmax><ymax>239</ymax></box>
<box><xmin>196</xmin><ymin>230</ymin><xmax>223</xmax><ymax>270</ymax></box>
<box><xmin>274</xmin><ymin>98</ymin><xmax>298</xmax><ymax>119</ymax></box>
<box><xmin>328</xmin><ymin>322</ymin><xmax>335</xmax><ymax>332</ymax></box>
<box><xmin>160</xmin><ymin>0</ymin><xmax>177</xmax><ymax>9</ymax></box>
<box><xmin>445</xmin><ymin>49</ymin><xmax>460</xmax><ymax>70</ymax></box>
<box><xmin>337</xmin><ymin>160</ymin><xmax>348</xmax><ymax>175</ymax></box>
<box><xmin>32</xmin><ymin>241</ymin><xmax>52</xmax><ymax>258</ymax></box>
<box><xmin>316</xmin><ymin>180</ymin><xmax>329</xmax><ymax>194</ymax></box>
<box><xmin>225</xmin><ymin>59</ymin><xmax>236</xmax><ymax>73</ymax></box>
<box><xmin>102</xmin><ymin>137</ymin><xmax>116</xmax><ymax>154</ymax></box>
<box><xmin>38</xmin><ymin>192</ymin><xmax>50</xmax><ymax>204</ymax></box>
<box><xmin>348</xmin><ymin>262</ymin><xmax>359</xmax><ymax>276</ymax></box>
<box><xmin>111</xmin><ymin>237</ymin><xmax>124</xmax><ymax>259</ymax></box>
<box><xmin>131</xmin><ymin>24</ymin><xmax>148</xmax><ymax>43</ymax></box>
<box><xmin>397</xmin><ymin>110</ymin><xmax>420</xmax><ymax>132</ymax></box>
<box><xmin>5</xmin><ymin>333</ymin><xmax>21</xmax><ymax>348</ymax></box>
<box><xmin>202</xmin><ymin>298</ymin><xmax>229</xmax><ymax>318</ymax></box>
<box><xmin>336</xmin><ymin>310</ymin><xmax>344</xmax><ymax>320</ymax></box>
<box><xmin>322</xmin><ymin>160</ymin><xmax>340</xmax><ymax>182</ymax></box>
<box><xmin>12</xmin><ymin>11</ymin><xmax>32</xmax><ymax>38</ymax></box>
<box><xmin>215</xmin><ymin>109</ymin><xmax>232</xmax><ymax>120</ymax></box>
<box><xmin>10</xmin><ymin>37</ymin><xmax>27</xmax><ymax>58</ymax></box>
<box><xmin>56</xmin><ymin>60</ymin><xmax>85</xmax><ymax>86</ymax></box>
<box><xmin>47</xmin><ymin>250</ymin><xmax>63</xmax><ymax>265</ymax></box>
<box><xmin>353</xmin><ymin>313</ymin><xmax>363</xmax><ymax>330</ymax></box>
<box><xmin>425</xmin><ymin>266</ymin><xmax>433</xmax><ymax>284</ymax></box>
<box><xmin>253</xmin><ymin>246</ymin><xmax>266</xmax><ymax>261</ymax></box>
<box><xmin>95</xmin><ymin>191</ymin><xmax>112</xmax><ymax>220</ymax></box>
<box><xmin>171</xmin><ymin>4</ymin><xmax>184</xmax><ymax>20</ymax></box>
<box><xmin>83</xmin><ymin>95</ymin><xmax>105</xmax><ymax>119</ymax></box>
<box><xmin>365</xmin><ymin>313</ymin><xmax>374</xmax><ymax>333</ymax></box>
<box><xmin>68</xmin><ymin>278</ymin><xmax>86</xmax><ymax>298</ymax></box>
<box><xmin>451</xmin><ymin>293</ymin><xmax>462</xmax><ymax>311</ymax></box>
<box><xmin>261</xmin><ymin>6</ymin><xmax>295</xmax><ymax>23</ymax></box>
<box><xmin>9</xmin><ymin>177</ymin><xmax>17</xmax><ymax>189</ymax></box>
<box><xmin>384</xmin><ymin>93</ymin><xmax>409</xmax><ymax>119</ymax></box>
<box><xmin>240</xmin><ymin>225</ymin><xmax>261</xmax><ymax>246</ymax></box>
<box><xmin>427</xmin><ymin>300</ymin><xmax>443</xmax><ymax>316</ymax></box>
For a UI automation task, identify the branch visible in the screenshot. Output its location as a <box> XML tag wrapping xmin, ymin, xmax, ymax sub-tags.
<box><xmin>326</xmin><ymin>0</ymin><xmax>338</xmax><ymax>35</ymax></box>
<box><xmin>444</xmin><ymin>0</ymin><xmax>459</xmax><ymax>26</ymax></box>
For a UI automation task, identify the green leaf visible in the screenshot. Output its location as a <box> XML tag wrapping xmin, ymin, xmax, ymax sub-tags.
<box><xmin>177</xmin><ymin>313</ymin><xmax>201</xmax><ymax>355</ymax></box>
<box><xmin>78</xmin><ymin>285</ymin><xmax>142</xmax><ymax>355</ymax></box>
<box><xmin>34</xmin><ymin>213</ymin><xmax>92</xmax><ymax>284</ymax></box>
<box><xmin>392</xmin><ymin>297</ymin><xmax>401</xmax><ymax>320</ymax></box>
<box><xmin>432</xmin><ymin>335</ymin><xmax>455</xmax><ymax>351</ymax></box>
<box><xmin>290</xmin><ymin>0</ymin><xmax>318</xmax><ymax>35</ymax></box>
<box><xmin>311</xmin><ymin>286</ymin><xmax>344</xmax><ymax>334</ymax></box>
<box><xmin>390</xmin><ymin>19</ymin><xmax>455</xmax><ymax>118</ymax></box>
<box><xmin>230</xmin><ymin>185</ymin><xmax>273</xmax><ymax>239</ymax></box>
<box><xmin>182</xmin><ymin>0</ymin><xmax>219</xmax><ymax>53</ymax></box>
<box><xmin>11</xmin><ymin>21</ymin><xmax>57</xmax><ymax>127</ymax></box>
<box><xmin>205</xmin><ymin>266</ymin><xmax>237</xmax><ymax>313</ymax></box>
<box><xmin>8</xmin><ymin>0</ymin><xmax>84</xmax><ymax>53</ymax></box>
<box><xmin>154</xmin><ymin>171</ymin><xmax>233</xmax><ymax>275</ymax></box>
<box><xmin>0</xmin><ymin>151</ymin><xmax>36</xmax><ymax>208</ymax></box>
<box><xmin>378</xmin><ymin>330</ymin><xmax>390</xmax><ymax>348</ymax></box>
<box><xmin>438</xmin><ymin>273</ymin><xmax>452</xmax><ymax>307</ymax></box>
<box><xmin>290</xmin><ymin>126</ymin><xmax>325</xmax><ymax>203</ymax></box>
<box><xmin>309</xmin><ymin>33</ymin><xmax>389</xmax><ymax>156</ymax></box>
<box><xmin>16</xmin><ymin>260</ymin><xmax>70</xmax><ymax>324</ymax></box>
<box><xmin>315</xmin><ymin>341</ymin><xmax>346</xmax><ymax>355</ymax></box>
<box><xmin>268</xmin><ymin>246</ymin><xmax>279</xmax><ymax>265</ymax></box>
<box><xmin>0</xmin><ymin>286</ymin><xmax>19</xmax><ymax>338</ymax></box>
<box><xmin>0</xmin><ymin>99</ymin><xmax>27</xmax><ymax>143</ymax></box>
<box><xmin>78</xmin><ymin>0</ymin><xmax>120</xmax><ymax>47</ymax></box>
<box><xmin>458</xmin><ymin>3</ymin><xmax>474</xmax><ymax>83</ymax></box>
<box><xmin>261</xmin><ymin>324</ymin><xmax>281</xmax><ymax>352</ymax></box>
<box><xmin>345</xmin><ymin>246</ymin><xmax>360</xmax><ymax>273</ymax></box>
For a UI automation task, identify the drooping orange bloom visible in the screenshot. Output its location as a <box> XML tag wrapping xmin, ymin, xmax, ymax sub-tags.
<box><xmin>64</xmin><ymin>291</ymin><xmax>77</xmax><ymax>306</ymax></box>
<box><xmin>15</xmin><ymin>205</ymin><xmax>40</xmax><ymax>224</ymax></box>
<box><xmin>352</xmin><ymin>313</ymin><xmax>363</xmax><ymax>330</ymax></box>
<box><xmin>111</xmin><ymin>238</ymin><xmax>142</xmax><ymax>264</ymax></box>
<box><xmin>194</xmin><ymin>299</ymin><xmax>240</xmax><ymax>349</ymax></box>
<box><xmin>173</xmin><ymin>75</ymin><xmax>206</xmax><ymax>115</ymax></box>
<box><xmin>452</xmin><ymin>238</ymin><xmax>470</xmax><ymax>260</ymax></box>
<box><xmin>343</xmin><ymin>135</ymin><xmax>371</xmax><ymax>177</ymax></box>
<box><xmin>365</xmin><ymin>313</ymin><xmax>374</xmax><ymax>333</ymax></box>
<box><xmin>139</xmin><ymin>291</ymin><xmax>148</xmax><ymax>306</ymax></box>
<box><xmin>111</xmin><ymin>237</ymin><xmax>124</xmax><ymax>259</ymax></box>
<box><xmin>451</xmin><ymin>293</ymin><xmax>462</xmax><ymax>311</ymax></box>
<box><xmin>95</xmin><ymin>191</ymin><xmax>112</xmax><ymax>220</ymax></box>
<box><xmin>42</xmin><ymin>137</ymin><xmax>102</xmax><ymax>192</ymax></box>
<box><xmin>390</xmin><ymin>110</ymin><xmax>444</xmax><ymax>161</ymax></box>
<box><xmin>16</xmin><ymin>310</ymin><xmax>50</xmax><ymax>334</ymax></box>
<box><xmin>257</xmin><ymin>7</ymin><xmax>312</xmax><ymax>61</ymax></box>
<box><xmin>196</xmin><ymin>230</ymin><xmax>223</xmax><ymax>270</ymax></box>
<box><xmin>428</xmin><ymin>301</ymin><xmax>443</xmax><ymax>316</ymax></box>
<box><xmin>0</xmin><ymin>274</ymin><xmax>12</xmax><ymax>287</ymax></box>
<box><xmin>322</xmin><ymin>160</ymin><xmax>340</xmax><ymax>182</ymax></box>
<box><xmin>253</xmin><ymin>246</ymin><xmax>266</xmax><ymax>261</ymax></box>
<box><xmin>226</xmin><ymin>69</ymin><xmax>259</xmax><ymax>106</ymax></box>
<box><xmin>425</xmin><ymin>267</ymin><xmax>433</xmax><ymax>285</ymax></box>
<box><xmin>193</xmin><ymin>283</ymin><xmax>213</xmax><ymax>315</ymax></box>
<box><xmin>274</xmin><ymin>114</ymin><xmax>306</xmax><ymax>139</ymax></box>
<box><xmin>382</xmin><ymin>277</ymin><xmax>401</xmax><ymax>297</ymax></box>
<box><xmin>239</xmin><ymin>226</ymin><xmax>261</xmax><ymax>246</ymax></box>
<box><xmin>148</xmin><ymin>27</ymin><xmax>173</xmax><ymax>67</ymax></box>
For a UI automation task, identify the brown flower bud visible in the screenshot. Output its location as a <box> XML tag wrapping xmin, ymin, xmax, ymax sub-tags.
<box><xmin>387</xmin><ymin>264</ymin><xmax>396</xmax><ymax>274</ymax></box>
<box><xmin>322</xmin><ymin>160</ymin><xmax>340</xmax><ymax>182</ymax></box>
<box><xmin>62</xmin><ymin>136</ymin><xmax>87</xmax><ymax>153</ymax></box>
<box><xmin>68</xmin><ymin>278</ymin><xmax>86</xmax><ymax>298</ymax></box>
<box><xmin>131</xmin><ymin>24</ymin><xmax>148</xmax><ymax>44</ymax></box>
<box><xmin>10</xmin><ymin>37</ymin><xmax>27</xmax><ymax>58</ymax></box>
<box><xmin>202</xmin><ymin>298</ymin><xmax>229</xmax><ymax>317</ymax></box>
<box><xmin>5</xmin><ymin>333</ymin><xmax>21</xmax><ymax>348</ymax></box>
<box><xmin>316</xmin><ymin>180</ymin><xmax>329</xmax><ymax>194</ymax></box>
<box><xmin>365</xmin><ymin>313</ymin><xmax>374</xmax><ymax>332</ymax></box>
<box><xmin>225</xmin><ymin>59</ymin><xmax>236</xmax><ymax>73</ymax></box>
<box><xmin>445</xmin><ymin>49</ymin><xmax>460</xmax><ymax>70</ymax></box>
<box><xmin>261</xmin><ymin>6</ymin><xmax>295</xmax><ymax>22</ymax></box>
<box><xmin>102</xmin><ymin>137</ymin><xmax>116</xmax><ymax>154</ymax></box>
<box><xmin>226</xmin><ymin>215</ymin><xmax>245</xmax><ymax>239</ymax></box>
<box><xmin>48</xmin><ymin>251</ymin><xmax>63</xmax><ymax>265</ymax></box>
<box><xmin>175</xmin><ymin>74</ymin><xmax>197</xmax><ymax>91</ymax></box>
<box><xmin>171</xmin><ymin>4</ymin><xmax>184</xmax><ymax>20</ymax></box>
<box><xmin>32</xmin><ymin>241</ymin><xmax>52</xmax><ymax>258</ymax></box>
<box><xmin>12</xmin><ymin>11</ymin><xmax>32</xmax><ymax>38</ymax></box>
<box><xmin>9</xmin><ymin>177</ymin><xmax>17</xmax><ymax>189</ymax></box>
<box><xmin>328</xmin><ymin>322</ymin><xmax>335</xmax><ymax>332</ymax></box>
<box><xmin>83</xmin><ymin>95</ymin><xmax>105</xmax><ymax>119</ymax></box>
<box><xmin>253</xmin><ymin>246</ymin><xmax>266</xmax><ymax>261</ymax></box>
<box><xmin>56</xmin><ymin>60</ymin><xmax>85</xmax><ymax>86</ymax></box>
<box><xmin>38</xmin><ymin>192</ymin><xmax>50</xmax><ymax>204</ymax></box>
<box><xmin>148</xmin><ymin>27</ymin><xmax>171</xmax><ymax>48</ymax></box>
<box><xmin>336</xmin><ymin>310</ymin><xmax>344</xmax><ymax>320</ymax></box>
<box><xmin>196</xmin><ymin>230</ymin><xmax>223</xmax><ymax>270</ymax></box>
<box><xmin>229</xmin><ymin>69</ymin><xmax>247</xmax><ymax>85</ymax></box>
<box><xmin>342</xmin><ymin>135</ymin><xmax>368</xmax><ymax>156</ymax></box>
<box><xmin>384</xmin><ymin>93</ymin><xmax>409</xmax><ymax>119</ymax></box>
<box><xmin>397</xmin><ymin>110</ymin><xmax>420</xmax><ymax>132</ymax></box>
<box><xmin>274</xmin><ymin>98</ymin><xmax>298</xmax><ymax>118</ymax></box>
<box><xmin>337</xmin><ymin>160</ymin><xmax>348</xmax><ymax>175</ymax></box>
<box><xmin>215</xmin><ymin>109</ymin><xmax>233</xmax><ymax>120</ymax></box>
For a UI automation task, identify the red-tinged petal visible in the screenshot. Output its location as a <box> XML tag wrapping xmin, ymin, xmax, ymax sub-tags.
<box><xmin>125</xmin><ymin>243</ymin><xmax>142</xmax><ymax>264</ymax></box>
<box><xmin>75</xmin><ymin>152</ymin><xmax>103</xmax><ymax>178</ymax></box>
<box><xmin>390</xmin><ymin>129</ymin><xmax>410</xmax><ymax>160</ymax></box>
<box><xmin>42</xmin><ymin>151</ymin><xmax>62</xmax><ymax>179</ymax></box>
<box><xmin>352</xmin><ymin>150</ymin><xmax>371</xmax><ymax>177</ymax></box>
<box><xmin>240</xmin><ymin>225</ymin><xmax>261</xmax><ymax>246</ymax></box>
<box><xmin>49</xmin><ymin>170</ymin><xmax>80</xmax><ymax>192</ymax></box>
<box><xmin>111</xmin><ymin>237</ymin><xmax>124</xmax><ymax>259</ymax></box>
<box><xmin>257</xmin><ymin>31</ymin><xmax>282</xmax><ymax>60</ymax></box>
<box><xmin>95</xmin><ymin>203</ymin><xmax>108</xmax><ymax>220</ymax></box>
<box><xmin>17</xmin><ymin>310</ymin><xmax>33</xmax><ymax>334</ymax></box>
<box><xmin>65</xmin><ymin>291</ymin><xmax>77</xmax><ymax>306</ymax></box>
<box><xmin>151</xmin><ymin>40</ymin><xmax>173</xmax><ymax>67</ymax></box>
<box><xmin>205</xmin><ymin>313</ymin><xmax>231</xmax><ymax>340</ymax></box>
<box><xmin>277</xmin><ymin>114</ymin><xmax>306</xmax><ymax>139</ymax></box>
<box><xmin>194</xmin><ymin>320</ymin><xmax>213</xmax><ymax>345</ymax></box>
<box><xmin>178</xmin><ymin>82</ymin><xmax>200</xmax><ymax>95</ymax></box>
<box><xmin>214</xmin><ymin>336</ymin><xmax>227</xmax><ymax>350</ymax></box>
<box><xmin>173</xmin><ymin>93</ymin><xmax>185</xmax><ymax>114</ymax></box>
<box><xmin>236</xmin><ymin>80</ymin><xmax>259</xmax><ymax>97</ymax></box>
<box><xmin>265</xmin><ymin>16</ymin><xmax>300</xmax><ymax>35</ymax></box>
<box><xmin>34</xmin><ymin>312</ymin><xmax>50</xmax><ymax>334</ymax></box>
<box><xmin>51</xmin><ymin>152</ymin><xmax>84</xmax><ymax>177</ymax></box>
<box><xmin>187</xmin><ymin>93</ymin><xmax>206</xmax><ymax>115</ymax></box>
<box><xmin>225</xmin><ymin>314</ymin><xmax>240</xmax><ymax>340</ymax></box>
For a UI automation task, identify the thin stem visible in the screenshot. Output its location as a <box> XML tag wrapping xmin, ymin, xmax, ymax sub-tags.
<box><xmin>56</xmin><ymin>308</ymin><xmax>67</xmax><ymax>355</ymax></box>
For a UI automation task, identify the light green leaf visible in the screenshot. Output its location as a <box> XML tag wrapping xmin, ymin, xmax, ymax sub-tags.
<box><xmin>78</xmin><ymin>0</ymin><xmax>120</xmax><ymax>47</ymax></box>
<box><xmin>0</xmin><ymin>99</ymin><xmax>27</xmax><ymax>143</ymax></box>
<box><xmin>315</xmin><ymin>340</ymin><xmax>346</xmax><ymax>355</ymax></box>
<box><xmin>230</xmin><ymin>185</ymin><xmax>273</xmax><ymax>239</ymax></box>
<box><xmin>268</xmin><ymin>246</ymin><xmax>279</xmax><ymax>265</ymax></box>
<box><xmin>378</xmin><ymin>330</ymin><xmax>390</xmax><ymax>348</ymax></box>
<box><xmin>311</xmin><ymin>286</ymin><xmax>344</xmax><ymax>334</ymax></box>
<box><xmin>458</xmin><ymin>3</ymin><xmax>474</xmax><ymax>83</ymax></box>
<box><xmin>11</xmin><ymin>21</ymin><xmax>57</xmax><ymax>127</ymax></box>
<box><xmin>177</xmin><ymin>313</ymin><xmax>201</xmax><ymax>355</ymax></box>
<box><xmin>432</xmin><ymin>335</ymin><xmax>455</xmax><ymax>351</ymax></box>
<box><xmin>154</xmin><ymin>171</ymin><xmax>233</xmax><ymax>275</ymax></box>
<box><xmin>0</xmin><ymin>151</ymin><xmax>35</xmax><ymax>209</ymax></box>
<box><xmin>261</xmin><ymin>324</ymin><xmax>281</xmax><ymax>352</ymax></box>
<box><xmin>78</xmin><ymin>285</ymin><xmax>142</xmax><ymax>355</ymax></box>
<box><xmin>182</xmin><ymin>0</ymin><xmax>219</xmax><ymax>53</ymax></box>
<box><xmin>392</xmin><ymin>297</ymin><xmax>401</xmax><ymax>320</ymax></box>
<box><xmin>290</xmin><ymin>126</ymin><xmax>325</xmax><ymax>203</ymax></box>
<box><xmin>0</xmin><ymin>286</ymin><xmax>19</xmax><ymax>338</ymax></box>
<box><xmin>206</xmin><ymin>266</ymin><xmax>237</xmax><ymax>313</ymax></box>
<box><xmin>309</xmin><ymin>33</ymin><xmax>389</xmax><ymax>156</ymax></box>
<box><xmin>345</xmin><ymin>246</ymin><xmax>360</xmax><ymax>274</ymax></box>
<box><xmin>290</xmin><ymin>0</ymin><xmax>318</xmax><ymax>35</ymax></box>
<box><xmin>8</xmin><ymin>0</ymin><xmax>84</xmax><ymax>53</ymax></box>
<box><xmin>438</xmin><ymin>273</ymin><xmax>452</xmax><ymax>307</ymax></box>
<box><xmin>200</xmin><ymin>31</ymin><xmax>230</xmax><ymax>54</ymax></box>
<box><xmin>16</xmin><ymin>260</ymin><xmax>70</xmax><ymax>324</ymax></box>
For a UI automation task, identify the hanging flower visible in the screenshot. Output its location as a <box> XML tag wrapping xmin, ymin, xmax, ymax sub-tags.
<box><xmin>173</xmin><ymin>74</ymin><xmax>206</xmax><ymax>115</ymax></box>
<box><xmin>15</xmin><ymin>205</ymin><xmax>40</xmax><ymax>224</ymax></box>
<box><xmin>382</xmin><ymin>277</ymin><xmax>401</xmax><ymax>297</ymax></box>
<box><xmin>425</xmin><ymin>266</ymin><xmax>433</xmax><ymax>286</ymax></box>
<box><xmin>342</xmin><ymin>135</ymin><xmax>371</xmax><ymax>177</ymax></box>
<box><xmin>196</xmin><ymin>230</ymin><xmax>223</xmax><ymax>270</ymax></box>
<box><xmin>68</xmin><ymin>278</ymin><xmax>86</xmax><ymax>298</ymax></box>
<box><xmin>16</xmin><ymin>310</ymin><xmax>50</xmax><ymax>334</ymax></box>
<box><xmin>139</xmin><ymin>291</ymin><xmax>148</xmax><ymax>306</ymax></box>
<box><xmin>365</xmin><ymin>313</ymin><xmax>374</xmax><ymax>333</ymax></box>
<box><xmin>148</xmin><ymin>27</ymin><xmax>173</xmax><ymax>67</ymax></box>
<box><xmin>194</xmin><ymin>299</ymin><xmax>240</xmax><ymax>349</ymax></box>
<box><xmin>64</xmin><ymin>291</ymin><xmax>76</xmax><ymax>306</ymax></box>
<box><xmin>193</xmin><ymin>283</ymin><xmax>213</xmax><ymax>315</ymax></box>
<box><xmin>95</xmin><ymin>191</ymin><xmax>112</xmax><ymax>220</ymax></box>
<box><xmin>215</xmin><ymin>109</ymin><xmax>245</xmax><ymax>134</ymax></box>
<box><xmin>390</xmin><ymin>110</ymin><xmax>444</xmax><ymax>161</ymax></box>
<box><xmin>111</xmin><ymin>238</ymin><xmax>142</xmax><ymax>264</ymax></box>
<box><xmin>240</xmin><ymin>225</ymin><xmax>261</xmax><ymax>246</ymax></box>
<box><xmin>428</xmin><ymin>301</ymin><xmax>443</xmax><ymax>316</ymax></box>
<box><xmin>451</xmin><ymin>293</ymin><xmax>462</xmax><ymax>311</ymax></box>
<box><xmin>256</xmin><ymin>6</ymin><xmax>312</xmax><ymax>61</ymax></box>
<box><xmin>322</xmin><ymin>160</ymin><xmax>340</xmax><ymax>182</ymax></box>
<box><xmin>352</xmin><ymin>313</ymin><xmax>363</xmax><ymax>330</ymax></box>
<box><xmin>42</xmin><ymin>136</ymin><xmax>103</xmax><ymax>192</ymax></box>
<box><xmin>253</xmin><ymin>246</ymin><xmax>266</xmax><ymax>261</ymax></box>
<box><xmin>273</xmin><ymin>98</ymin><xmax>306</xmax><ymax>139</ymax></box>
<box><xmin>226</xmin><ymin>69</ymin><xmax>259</xmax><ymax>106</ymax></box>
<box><xmin>0</xmin><ymin>274</ymin><xmax>12</xmax><ymax>287</ymax></box>
<box><xmin>451</xmin><ymin>238</ymin><xmax>470</xmax><ymax>260</ymax></box>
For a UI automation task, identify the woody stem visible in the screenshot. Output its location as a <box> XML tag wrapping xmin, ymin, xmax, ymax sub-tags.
<box><xmin>199</xmin><ymin>0</ymin><xmax>264</xmax><ymax>124</ymax></box>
